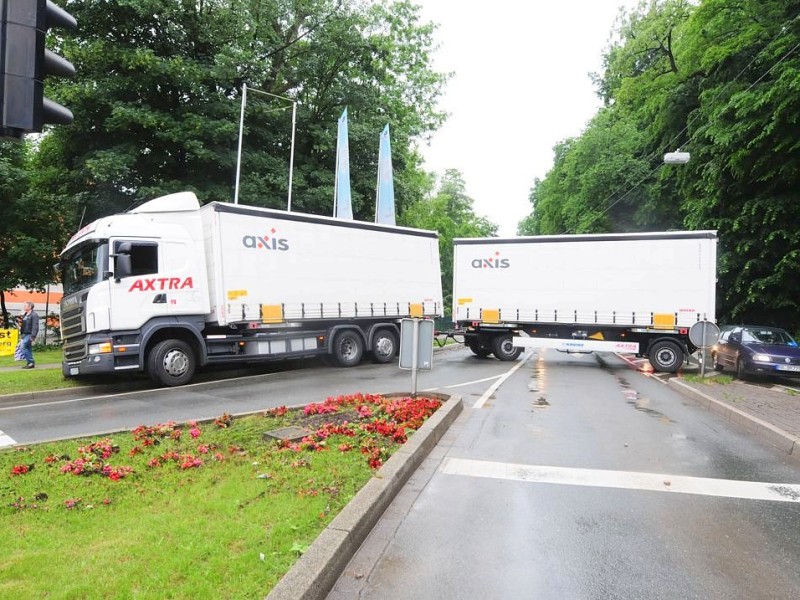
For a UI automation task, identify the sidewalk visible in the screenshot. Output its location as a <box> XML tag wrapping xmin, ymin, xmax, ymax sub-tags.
<box><xmin>669</xmin><ymin>372</ymin><xmax>800</xmax><ymax>459</ymax></box>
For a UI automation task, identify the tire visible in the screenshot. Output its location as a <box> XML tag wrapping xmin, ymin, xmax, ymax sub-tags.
<box><xmin>711</xmin><ymin>352</ymin><xmax>724</xmax><ymax>372</ymax></box>
<box><xmin>331</xmin><ymin>330</ymin><xmax>364</xmax><ymax>367</ymax></box>
<box><xmin>147</xmin><ymin>339</ymin><xmax>196</xmax><ymax>387</ymax></box>
<box><xmin>648</xmin><ymin>340</ymin><xmax>683</xmax><ymax>373</ymax></box>
<box><xmin>492</xmin><ymin>334</ymin><xmax>522</xmax><ymax>361</ymax></box>
<box><xmin>467</xmin><ymin>340</ymin><xmax>492</xmax><ymax>358</ymax></box>
<box><xmin>736</xmin><ymin>358</ymin><xmax>748</xmax><ymax>381</ymax></box>
<box><xmin>371</xmin><ymin>329</ymin><xmax>398</xmax><ymax>364</ymax></box>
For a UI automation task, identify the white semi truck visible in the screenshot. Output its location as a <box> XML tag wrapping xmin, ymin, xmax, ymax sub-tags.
<box><xmin>58</xmin><ymin>192</ymin><xmax>443</xmax><ymax>386</ymax></box>
<box><xmin>452</xmin><ymin>231</ymin><xmax>717</xmax><ymax>372</ymax></box>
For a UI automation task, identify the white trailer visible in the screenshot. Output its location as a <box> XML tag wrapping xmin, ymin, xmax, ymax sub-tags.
<box><xmin>452</xmin><ymin>231</ymin><xmax>717</xmax><ymax>372</ymax></box>
<box><xmin>58</xmin><ymin>192</ymin><xmax>442</xmax><ymax>386</ymax></box>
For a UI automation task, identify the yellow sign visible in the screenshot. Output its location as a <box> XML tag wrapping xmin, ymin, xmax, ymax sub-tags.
<box><xmin>227</xmin><ymin>289</ymin><xmax>248</xmax><ymax>300</ymax></box>
<box><xmin>0</xmin><ymin>329</ymin><xmax>19</xmax><ymax>357</ymax></box>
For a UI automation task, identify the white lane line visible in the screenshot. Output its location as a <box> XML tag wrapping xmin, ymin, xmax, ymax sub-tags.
<box><xmin>474</xmin><ymin>352</ymin><xmax>533</xmax><ymax>409</ymax></box>
<box><xmin>0</xmin><ymin>370</ymin><xmax>289</xmax><ymax>412</ymax></box>
<box><xmin>422</xmin><ymin>374</ymin><xmax>503</xmax><ymax>392</ymax></box>
<box><xmin>441</xmin><ymin>457</ymin><xmax>800</xmax><ymax>503</ymax></box>
<box><xmin>0</xmin><ymin>430</ymin><xmax>18</xmax><ymax>447</ymax></box>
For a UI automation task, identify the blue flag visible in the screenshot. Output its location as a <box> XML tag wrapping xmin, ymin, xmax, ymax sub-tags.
<box><xmin>375</xmin><ymin>124</ymin><xmax>396</xmax><ymax>225</ymax></box>
<box><xmin>334</xmin><ymin>108</ymin><xmax>353</xmax><ymax>220</ymax></box>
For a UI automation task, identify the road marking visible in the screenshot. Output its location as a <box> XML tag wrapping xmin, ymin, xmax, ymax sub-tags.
<box><xmin>473</xmin><ymin>352</ymin><xmax>533</xmax><ymax>409</ymax></box>
<box><xmin>422</xmin><ymin>375</ymin><xmax>503</xmax><ymax>392</ymax></box>
<box><xmin>0</xmin><ymin>370</ymin><xmax>291</xmax><ymax>412</ymax></box>
<box><xmin>441</xmin><ymin>457</ymin><xmax>800</xmax><ymax>503</ymax></box>
<box><xmin>0</xmin><ymin>430</ymin><xmax>17</xmax><ymax>447</ymax></box>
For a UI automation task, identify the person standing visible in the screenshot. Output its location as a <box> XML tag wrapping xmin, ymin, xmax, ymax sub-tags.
<box><xmin>19</xmin><ymin>301</ymin><xmax>39</xmax><ymax>369</ymax></box>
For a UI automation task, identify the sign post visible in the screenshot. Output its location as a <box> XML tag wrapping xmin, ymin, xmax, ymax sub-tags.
<box><xmin>399</xmin><ymin>318</ymin><xmax>434</xmax><ymax>396</ymax></box>
<box><xmin>689</xmin><ymin>321</ymin><xmax>720</xmax><ymax>377</ymax></box>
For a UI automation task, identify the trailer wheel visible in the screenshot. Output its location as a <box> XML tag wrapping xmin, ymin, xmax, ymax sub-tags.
<box><xmin>332</xmin><ymin>330</ymin><xmax>364</xmax><ymax>367</ymax></box>
<box><xmin>648</xmin><ymin>340</ymin><xmax>683</xmax><ymax>373</ymax></box>
<box><xmin>148</xmin><ymin>339</ymin><xmax>196</xmax><ymax>387</ymax></box>
<box><xmin>467</xmin><ymin>340</ymin><xmax>492</xmax><ymax>358</ymax></box>
<box><xmin>492</xmin><ymin>334</ymin><xmax>522</xmax><ymax>361</ymax></box>
<box><xmin>371</xmin><ymin>329</ymin><xmax>398</xmax><ymax>364</ymax></box>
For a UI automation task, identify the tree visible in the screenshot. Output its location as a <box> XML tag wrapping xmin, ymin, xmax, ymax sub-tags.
<box><xmin>520</xmin><ymin>0</ymin><xmax>800</xmax><ymax>332</ymax></box>
<box><xmin>400</xmin><ymin>169</ymin><xmax>497</xmax><ymax>315</ymax></box>
<box><xmin>35</xmin><ymin>0</ymin><xmax>447</xmax><ymax>234</ymax></box>
<box><xmin>0</xmin><ymin>140</ymin><xmax>64</xmax><ymax>326</ymax></box>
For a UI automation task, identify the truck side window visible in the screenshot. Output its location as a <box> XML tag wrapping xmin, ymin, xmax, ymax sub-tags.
<box><xmin>116</xmin><ymin>242</ymin><xmax>158</xmax><ymax>276</ymax></box>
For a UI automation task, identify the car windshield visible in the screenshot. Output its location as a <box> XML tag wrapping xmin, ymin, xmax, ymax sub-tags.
<box><xmin>742</xmin><ymin>327</ymin><xmax>797</xmax><ymax>346</ymax></box>
<box><xmin>60</xmin><ymin>240</ymin><xmax>109</xmax><ymax>296</ymax></box>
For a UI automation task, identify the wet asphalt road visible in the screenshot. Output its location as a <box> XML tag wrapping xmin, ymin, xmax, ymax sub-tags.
<box><xmin>3</xmin><ymin>347</ymin><xmax>800</xmax><ymax>598</ymax></box>
<box><xmin>0</xmin><ymin>346</ymin><xmax>502</xmax><ymax>445</ymax></box>
<box><xmin>329</xmin><ymin>348</ymin><xmax>800</xmax><ymax>599</ymax></box>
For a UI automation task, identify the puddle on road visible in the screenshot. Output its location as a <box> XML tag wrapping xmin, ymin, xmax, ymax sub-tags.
<box><xmin>617</xmin><ymin>376</ymin><xmax>675</xmax><ymax>423</ymax></box>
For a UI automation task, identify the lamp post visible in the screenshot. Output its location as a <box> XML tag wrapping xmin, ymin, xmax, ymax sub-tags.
<box><xmin>234</xmin><ymin>84</ymin><xmax>298</xmax><ymax>210</ymax></box>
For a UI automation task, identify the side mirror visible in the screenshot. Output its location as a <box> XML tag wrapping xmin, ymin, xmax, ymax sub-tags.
<box><xmin>113</xmin><ymin>242</ymin><xmax>133</xmax><ymax>282</ymax></box>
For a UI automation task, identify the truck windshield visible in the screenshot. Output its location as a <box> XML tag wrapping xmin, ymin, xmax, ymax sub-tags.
<box><xmin>60</xmin><ymin>240</ymin><xmax>109</xmax><ymax>296</ymax></box>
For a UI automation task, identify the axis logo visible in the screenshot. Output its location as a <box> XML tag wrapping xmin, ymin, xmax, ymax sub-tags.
<box><xmin>471</xmin><ymin>251</ymin><xmax>510</xmax><ymax>269</ymax></box>
<box><xmin>242</xmin><ymin>227</ymin><xmax>290</xmax><ymax>251</ymax></box>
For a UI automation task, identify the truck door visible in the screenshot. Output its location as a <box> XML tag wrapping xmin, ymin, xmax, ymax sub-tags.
<box><xmin>110</xmin><ymin>238</ymin><xmax>164</xmax><ymax>330</ymax></box>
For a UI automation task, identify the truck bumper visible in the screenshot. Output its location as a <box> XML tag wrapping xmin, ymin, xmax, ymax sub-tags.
<box><xmin>63</xmin><ymin>353</ymin><xmax>117</xmax><ymax>377</ymax></box>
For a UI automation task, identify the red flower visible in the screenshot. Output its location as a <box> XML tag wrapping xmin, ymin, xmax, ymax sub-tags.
<box><xmin>10</xmin><ymin>464</ymin><xmax>31</xmax><ymax>476</ymax></box>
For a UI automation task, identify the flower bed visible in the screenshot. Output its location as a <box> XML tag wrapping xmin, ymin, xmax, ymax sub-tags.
<box><xmin>1</xmin><ymin>393</ymin><xmax>442</xmax><ymax>598</ymax></box>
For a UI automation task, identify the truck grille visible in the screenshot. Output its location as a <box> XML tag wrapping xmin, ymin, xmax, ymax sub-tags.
<box><xmin>63</xmin><ymin>336</ymin><xmax>88</xmax><ymax>362</ymax></box>
<box><xmin>60</xmin><ymin>292</ymin><xmax>88</xmax><ymax>361</ymax></box>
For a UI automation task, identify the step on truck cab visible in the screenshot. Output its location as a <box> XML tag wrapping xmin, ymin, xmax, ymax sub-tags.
<box><xmin>58</xmin><ymin>192</ymin><xmax>443</xmax><ymax>386</ymax></box>
<box><xmin>452</xmin><ymin>231</ymin><xmax>717</xmax><ymax>373</ymax></box>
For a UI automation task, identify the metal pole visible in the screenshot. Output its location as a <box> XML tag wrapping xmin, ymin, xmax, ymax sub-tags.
<box><xmin>700</xmin><ymin>321</ymin><xmax>707</xmax><ymax>377</ymax></box>
<box><xmin>411</xmin><ymin>319</ymin><xmax>419</xmax><ymax>397</ymax></box>
<box><xmin>288</xmin><ymin>101</ymin><xmax>297</xmax><ymax>211</ymax></box>
<box><xmin>234</xmin><ymin>83</ymin><xmax>247</xmax><ymax>205</ymax></box>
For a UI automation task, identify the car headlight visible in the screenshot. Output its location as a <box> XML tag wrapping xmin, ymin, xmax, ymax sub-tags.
<box><xmin>88</xmin><ymin>341</ymin><xmax>113</xmax><ymax>355</ymax></box>
<box><xmin>752</xmin><ymin>353</ymin><xmax>771</xmax><ymax>362</ymax></box>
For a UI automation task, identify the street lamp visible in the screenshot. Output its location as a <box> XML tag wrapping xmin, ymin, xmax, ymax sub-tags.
<box><xmin>663</xmin><ymin>150</ymin><xmax>690</xmax><ymax>164</ymax></box>
<box><xmin>234</xmin><ymin>83</ymin><xmax>298</xmax><ymax>210</ymax></box>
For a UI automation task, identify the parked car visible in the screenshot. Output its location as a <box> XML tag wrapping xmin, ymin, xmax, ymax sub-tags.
<box><xmin>711</xmin><ymin>325</ymin><xmax>800</xmax><ymax>380</ymax></box>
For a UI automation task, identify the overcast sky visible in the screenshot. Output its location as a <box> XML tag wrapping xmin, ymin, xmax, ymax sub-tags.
<box><xmin>415</xmin><ymin>0</ymin><xmax>638</xmax><ymax>235</ymax></box>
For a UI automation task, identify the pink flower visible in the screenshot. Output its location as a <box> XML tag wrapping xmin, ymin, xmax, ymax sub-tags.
<box><xmin>190</xmin><ymin>427</ymin><xmax>201</xmax><ymax>439</ymax></box>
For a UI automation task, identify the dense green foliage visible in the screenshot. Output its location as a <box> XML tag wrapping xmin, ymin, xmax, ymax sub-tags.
<box><xmin>0</xmin><ymin>0</ymin><xmax>449</xmax><ymax>319</ymax></box>
<box><xmin>521</xmin><ymin>0</ymin><xmax>800</xmax><ymax>332</ymax></box>
<box><xmin>401</xmin><ymin>170</ymin><xmax>497</xmax><ymax>315</ymax></box>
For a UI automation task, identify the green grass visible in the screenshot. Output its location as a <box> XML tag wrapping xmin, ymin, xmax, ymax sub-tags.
<box><xmin>0</xmin><ymin>347</ymin><xmax>63</xmax><ymax>368</ymax></box>
<box><xmin>0</xmin><ymin>394</ymin><xmax>442</xmax><ymax>599</ymax></box>
<box><xmin>681</xmin><ymin>372</ymin><xmax>734</xmax><ymax>384</ymax></box>
<box><xmin>0</xmin><ymin>347</ymin><xmax>85</xmax><ymax>395</ymax></box>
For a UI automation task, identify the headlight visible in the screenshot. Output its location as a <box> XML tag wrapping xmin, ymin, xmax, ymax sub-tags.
<box><xmin>752</xmin><ymin>353</ymin><xmax>771</xmax><ymax>362</ymax></box>
<box><xmin>88</xmin><ymin>341</ymin><xmax>113</xmax><ymax>355</ymax></box>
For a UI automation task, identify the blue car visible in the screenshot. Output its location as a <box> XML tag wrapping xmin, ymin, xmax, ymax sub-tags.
<box><xmin>711</xmin><ymin>325</ymin><xmax>800</xmax><ymax>380</ymax></box>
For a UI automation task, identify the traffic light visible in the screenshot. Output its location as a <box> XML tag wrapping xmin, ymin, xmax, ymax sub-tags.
<box><xmin>1</xmin><ymin>0</ymin><xmax>76</xmax><ymax>139</ymax></box>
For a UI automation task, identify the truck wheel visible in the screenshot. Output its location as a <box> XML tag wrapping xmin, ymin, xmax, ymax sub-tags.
<box><xmin>332</xmin><ymin>330</ymin><xmax>364</xmax><ymax>367</ymax></box>
<box><xmin>492</xmin><ymin>334</ymin><xmax>522</xmax><ymax>361</ymax></box>
<box><xmin>648</xmin><ymin>340</ymin><xmax>683</xmax><ymax>373</ymax></box>
<box><xmin>371</xmin><ymin>329</ymin><xmax>398</xmax><ymax>364</ymax></box>
<box><xmin>467</xmin><ymin>340</ymin><xmax>492</xmax><ymax>358</ymax></box>
<box><xmin>148</xmin><ymin>339</ymin><xmax>196</xmax><ymax>387</ymax></box>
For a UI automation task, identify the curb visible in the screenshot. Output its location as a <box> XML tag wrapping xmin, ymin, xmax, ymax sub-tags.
<box><xmin>669</xmin><ymin>378</ymin><xmax>800</xmax><ymax>461</ymax></box>
<box><xmin>266</xmin><ymin>392</ymin><xmax>464</xmax><ymax>600</ymax></box>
